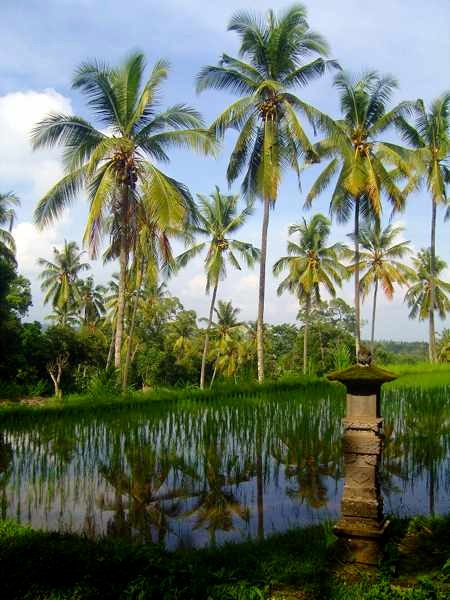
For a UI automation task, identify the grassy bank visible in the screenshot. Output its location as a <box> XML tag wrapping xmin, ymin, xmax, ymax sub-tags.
<box><xmin>0</xmin><ymin>515</ymin><xmax>449</xmax><ymax>599</ymax></box>
<box><xmin>0</xmin><ymin>375</ymin><xmax>331</xmax><ymax>420</ymax></box>
<box><xmin>382</xmin><ymin>362</ymin><xmax>450</xmax><ymax>389</ymax></box>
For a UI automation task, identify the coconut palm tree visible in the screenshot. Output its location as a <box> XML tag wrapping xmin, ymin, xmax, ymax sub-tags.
<box><xmin>395</xmin><ymin>94</ymin><xmax>450</xmax><ymax>361</ymax></box>
<box><xmin>305</xmin><ymin>71</ymin><xmax>413</xmax><ymax>356</ymax></box>
<box><xmin>345</xmin><ymin>222</ymin><xmax>413</xmax><ymax>350</ymax></box>
<box><xmin>0</xmin><ymin>192</ymin><xmax>20</xmax><ymax>264</ymax></box>
<box><xmin>78</xmin><ymin>276</ymin><xmax>106</xmax><ymax>325</ymax></box>
<box><xmin>209</xmin><ymin>300</ymin><xmax>244</xmax><ymax>386</ymax></box>
<box><xmin>197</xmin><ymin>4</ymin><xmax>338</xmax><ymax>382</ymax></box>
<box><xmin>405</xmin><ymin>250</ymin><xmax>450</xmax><ymax>335</ymax></box>
<box><xmin>38</xmin><ymin>240</ymin><xmax>90</xmax><ymax>313</ymax></box>
<box><xmin>437</xmin><ymin>329</ymin><xmax>450</xmax><ymax>362</ymax></box>
<box><xmin>273</xmin><ymin>214</ymin><xmax>346</xmax><ymax>374</ymax></box>
<box><xmin>176</xmin><ymin>187</ymin><xmax>259</xmax><ymax>388</ymax></box>
<box><xmin>32</xmin><ymin>51</ymin><xmax>215</xmax><ymax>371</ymax></box>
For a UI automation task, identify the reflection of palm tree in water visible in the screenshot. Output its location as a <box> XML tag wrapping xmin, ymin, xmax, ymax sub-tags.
<box><xmin>99</xmin><ymin>445</ymin><xmax>192</xmax><ymax>543</ymax></box>
<box><xmin>185</xmin><ymin>440</ymin><xmax>252</xmax><ymax>545</ymax></box>
<box><xmin>272</xmin><ymin>432</ymin><xmax>339</xmax><ymax>509</ymax></box>
<box><xmin>404</xmin><ymin>396</ymin><xmax>449</xmax><ymax>515</ymax></box>
<box><xmin>0</xmin><ymin>434</ymin><xmax>13</xmax><ymax>518</ymax></box>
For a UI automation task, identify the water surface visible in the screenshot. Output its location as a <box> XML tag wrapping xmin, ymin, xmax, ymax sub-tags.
<box><xmin>0</xmin><ymin>384</ymin><xmax>448</xmax><ymax>548</ymax></box>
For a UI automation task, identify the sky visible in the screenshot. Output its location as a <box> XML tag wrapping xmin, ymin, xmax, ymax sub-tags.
<box><xmin>1</xmin><ymin>0</ymin><xmax>449</xmax><ymax>341</ymax></box>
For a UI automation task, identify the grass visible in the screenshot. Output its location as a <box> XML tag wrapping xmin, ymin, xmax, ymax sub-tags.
<box><xmin>0</xmin><ymin>515</ymin><xmax>448</xmax><ymax>599</ymax></box>
<box><xmin>0</xmin><ymin>375</ymin><xmax>329</xmax><ymax>420</ymax></box>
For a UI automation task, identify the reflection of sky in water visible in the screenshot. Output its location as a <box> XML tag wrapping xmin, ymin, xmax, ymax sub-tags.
<box><xmin>1</xmin><ymin>386</ymin><xmax>449</xmax><ymax>550</ymax></box>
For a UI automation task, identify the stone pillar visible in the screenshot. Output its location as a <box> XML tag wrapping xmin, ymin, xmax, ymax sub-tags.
<box><xmin>327</xmin><ymin>365</ymin><xmax>397</xmax><ymax>565</ymax></box>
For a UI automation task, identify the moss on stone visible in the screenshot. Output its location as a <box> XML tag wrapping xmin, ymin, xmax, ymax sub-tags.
<box><xmin>327</xmin><ymin>365</ymin><xmax>398</xmax><ymax>385</ymax></box>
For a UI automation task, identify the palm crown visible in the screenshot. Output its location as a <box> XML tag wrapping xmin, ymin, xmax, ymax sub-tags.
<box><xmin>198</xmin><ymin>4</ymin><xmax>337</xmax><ymax>199</ymax></box>
<box><xmin>405</xmin><ymin>249</ymin><xmax>450</xmax><ymax>321</ymax></box>
<box><xmin>273</xmin><ymin>214</ymin><xmax>345</xmax><ymax>301</ymax></box>
<box><xmin>305</xmin><ymin>71</ymin><xmax>413</xmax><ymax>220</ymax></box>
<box><xmin>347</xmin><ymin>223</ymin><xmax>413</xmax><ymax>299</ymax></box>
<box><xmin>0</xmin><ymin>192</ymin><xmax>20</xmax><ymax>263</ymax></box>
<box><xmin>177</xmin><ymin>187</ymin><xmax>259</xmax><ymax>291</ymax></box>
<box><xmin>37</xmin><ymin>240</ymin><xmax>89</xmax><ymax>310</ymax></box>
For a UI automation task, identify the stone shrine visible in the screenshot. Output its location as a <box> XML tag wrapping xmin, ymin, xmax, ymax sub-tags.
<box><xmin>327</xmin><ymin>364</ymin><xmax>398</xmax><ymax>565</ymax></box>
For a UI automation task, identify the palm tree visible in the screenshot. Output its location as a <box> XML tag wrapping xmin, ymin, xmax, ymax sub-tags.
<box><xmin>273</xmin><ymin>214</ymin><xmax>345</xmax><ymax>374</ymax></box>
<box><xmin>437</xmin><ymin>328</ymin><xmax>450</xmax><ymax>362</ymax></box>
<box><xmin>0</xmin><ymin>192</ymin><xmax>20</xmax><ymax>263</ymax></box>
<box><xmin>197</xmin><ymin>4</ymin><xmax>338</xmax><ymax>382</ymax></box>
<box><xmin>45</xmin><ymin>305</ymin><xmax>79</xmax><ymax>328</ymax></box>
<box><xmin>396</xmin><ymin>94</ymin><xmax>450</xmax><ymax>361</ymax></box>
<box><xmin>177</xmin><ymin>187</ymin><xmax>259</xmax><ymax>388</ymax></box>
<box><xmin>38</xmin><ymin>240</ymin><xmax>89</xmax><ymax>314</ymax></box>
<box><xmin>345</xmin><ymin>222</ymin><xmax>413</xmax><ymax>349</ymax></box>
<box><xmin>305</xmin><ymin>71</ymin><xmax>413</xmax><ymax>356</ymax></box>
<box><xmin>78</xmin><ymin>276</ymin><xmax>106</xmax><ymax>325</ymax></box>
<box><xmin>32</xmin><ymin>51</ymin><xmax>215</xmax><ymax>372</ymax></box>
<box><xmin>209</xmin><ymin>300</ymin><xmax>244</xmax><ymax>386</ymax></box>
<box><xmin>405</xmin><ymin>250</ymin><xmax>450</xmax><ymax>334</ymax></box>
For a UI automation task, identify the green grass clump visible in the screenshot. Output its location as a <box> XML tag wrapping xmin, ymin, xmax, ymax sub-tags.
<box><xmin>0</xmin><ymin>515</ymin><xmax>449</xmax><ymax>599</ymax></box>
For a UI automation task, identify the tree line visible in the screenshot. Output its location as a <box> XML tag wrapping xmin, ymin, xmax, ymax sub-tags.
<box><xmin>1</xmin><ymin>3</ymin><xmax>450</xmax><ymax>394</ymax></box>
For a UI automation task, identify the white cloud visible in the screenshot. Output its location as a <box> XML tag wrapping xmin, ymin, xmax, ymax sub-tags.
<box><xmin>0</xmin><ymin>89</ymin><xmax>72</xmax><ymax>208</ymax></box>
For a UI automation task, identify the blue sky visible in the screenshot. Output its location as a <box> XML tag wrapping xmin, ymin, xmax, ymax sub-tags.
<box><xmin>1</xmin><ymin>0</ymin><xmax>449</xmax><ymax>340</ymax></box>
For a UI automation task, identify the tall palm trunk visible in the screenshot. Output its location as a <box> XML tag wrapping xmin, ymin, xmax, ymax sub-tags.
<box><xmin>370</xmin><ymin>278</ymin><xmax>379</xmax><ymax>351</ymax></box>
<box><xmin>257</xmin><ymin>196</ymin><xmax>271</xmax><ymax>383</ymax></box>
<box><xmin>200</xmin><ymin>281</ymin><xmax>218</xmax><ymax>389</ymax></box>
<box><xmin>429</xmin><ymin>198</ymin><xmax>437</xmax><ymax>363</ymax></box>
<box><xmin>114</xmin><ymin>189</ymin><xmax>129</xmax><ymax>373</ymax></box>
<box><xmin>354</xmin><ymin>196</ymin><xmax>361</xmax><ymax>358</ymax></box>
<box><xmin>303</xmin><ymin>294</ymin><xmax>311</xmax><ymax>375</ymax></box>
<box><xmin>123</xmin><ymin>259</ymin><xmax>145</xmax><ymax>390</ymax></box>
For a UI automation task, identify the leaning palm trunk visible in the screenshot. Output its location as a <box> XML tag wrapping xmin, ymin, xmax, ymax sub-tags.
<box><xmin>354</xmin><ymin>196</ymin><xmax>361</xmax><ymax>357</ymax></box>
<box><xmin>200</xmin><ymin>281</ymin><xmax>218</xmax><ymax>389</ymax></box>
<box><xmin>257</xmin><ymin>196</ymin><xmax>271</xmax><ymax>383</ymax></box>
<box><xmin>123</xmin><ymin>259</ymin><xmax>145</xmax><ymax>390</ymax></box>
<box><xmin>370</xmin><ymin>278</ymin><xmax>379</xmax><ymax>351</ymax></box>
<box><xmin>429</xmin><ymin>198</ymin><xmax>437</xmax><ymax>363</ymax></box>
<box><xmin>303</xmin><ymin>294</ymin><xmax>311</xmax><ymax>375</ymax></box>
<box><xmin>106</xmin><ymin>326</ymin><xmax>115</xmax><ymax>369</ymax></box>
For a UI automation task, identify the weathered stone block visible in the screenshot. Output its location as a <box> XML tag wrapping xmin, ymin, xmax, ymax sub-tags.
<box><xmin>344</xmin><ymin>453</ymin><xmax>379</xmax><ymax>467</ymax></box>
<box><xmin>342</xmin><ymin>417</ymin><xmax>384</xmax><ymax>433</ymax></box>
<box><xmin>343</xmin><ymin>432</ymin><xmax>382</xmax><ymax>455</ymax></box>
<box><xmin>342</xmin><ymin>498</ymin><xmax>383</xmax><ymax>519</ymax></box>
<box><xmin>346</xmin><ymin>394</ymin><xmax>378</xmax><ymax>417</ymax></box>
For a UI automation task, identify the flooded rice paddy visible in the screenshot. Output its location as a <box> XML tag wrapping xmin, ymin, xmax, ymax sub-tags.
<box><xmin>0</xmin><ymin>383</ymin><xmax>448</xmax><ymax>549</ymax></box>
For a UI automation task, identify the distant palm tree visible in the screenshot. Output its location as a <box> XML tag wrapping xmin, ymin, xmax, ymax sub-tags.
<box><xmin>345</xmin><ymin>222</ymin><xmax>413</xmax><ymax>349</ymax></box>
<box><xmin>197</xmin><ymin>4</ymin><xmax>338</xmax><ymax>382</ymax></box>
<box><xmin>78</xmin><ymin>276</ymin><xmax>106</xmax><ymax>325</ymax></box>
<box><xmin>273</xmin><ymin>214</ymin><xmax>346</xmax><ymax>374</ymax></box>
<box><xmin>437</xmin><ymin>329</ymin><xmax>450</xmax><ymax>362</ymax></box>
<box><xmin>396</xmin><ymin>94</ymin><xmax>450</xmax><ymax>361</ymax></box>
<box><xmin>405</xmin><ymin>250</ymin><xmax>450</xmax><ymax>334</ymax></box>
<box><xmin>305</xmin><ymin>71</ymin><xmax>413</xmax><ymax>356</ymax></box>
<box><xmin>209</xmin><ymin>300</ymin><xmax>244</xmax><ymax>386</ymax></box>
<box><xmin>0</xmin><ymin>192</ymin><xmax>20</xmax><ymax>263</ymax></box>
<box><xmin>32</xmin><ymin>51</ymin><xmax>215</xmax><ymax>371</ymax></box>
<box><xmin>38</xmin><ymin>240</ymin><xmax>89</xmax><ymax>314</ymax></box>
<box><xmin>45</xmin><ymin>305</ymin><xmax>79</xmax><ymax>328</ymax></box>
<box><xmin>177</xmin><ymin>187</ymin><xmax>259</xmax><ymax>388</ymax></box>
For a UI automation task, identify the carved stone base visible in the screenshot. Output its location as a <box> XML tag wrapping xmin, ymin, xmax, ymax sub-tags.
<box><xmin>334</xmin><ymin>517</ymin><xmax>390</xmax><ymax>565</ymax></box>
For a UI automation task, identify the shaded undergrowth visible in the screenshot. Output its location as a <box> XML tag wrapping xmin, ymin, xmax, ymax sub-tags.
<box><xmin>0</xmin><ymin>515</ymin><xmax>449</xmax><ymax>599</ymax></box>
